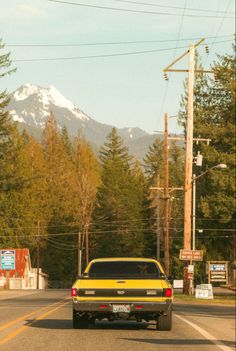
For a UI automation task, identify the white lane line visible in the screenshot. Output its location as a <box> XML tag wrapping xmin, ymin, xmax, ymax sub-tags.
<box><xmin>174</xmin><ymin>313</ymin><xmax>235</xmax><ymax>351</ymax></box>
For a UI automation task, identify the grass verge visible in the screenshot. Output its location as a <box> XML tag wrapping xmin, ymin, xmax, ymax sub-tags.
<box><xmin>174</xmin><ymin>294</ymin><xmax>235</xmax><ymax>305</ymax></box>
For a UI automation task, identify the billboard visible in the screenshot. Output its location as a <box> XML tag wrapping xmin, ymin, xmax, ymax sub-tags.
<box><xmin>208</xmin><ymin>261</ymin><xmax>229</xmax><ymax>284</ymax></box>
<box><xmin>0</xmin><ymin>250</ymin><xmax>15</xmax><ymax>270</ymax></box>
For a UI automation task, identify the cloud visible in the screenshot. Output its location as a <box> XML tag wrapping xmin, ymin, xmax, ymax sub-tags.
<box><xmin>0</xmin><ymin>2</ymin><xmax>47</xmax><ymax>20</ymax></box>
<box><xmin>16</xmin><ymin>3</ymin><xmax>46</xmax><ymax>18</ymax></box>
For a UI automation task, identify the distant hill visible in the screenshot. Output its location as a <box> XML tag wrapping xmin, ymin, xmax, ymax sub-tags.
<box><xmin>7</xmin><ymin>84</ymin><xmax>182</xmax><ymax>160</ymax></box>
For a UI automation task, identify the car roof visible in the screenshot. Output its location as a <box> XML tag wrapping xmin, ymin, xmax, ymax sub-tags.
<box><xmin>89</xmin><ymin>257</ymin><xmax>159</xmax><ymax>263</ymax></box>
<box><xmin>84</xmin><ymin>257</ymin><xmax>165</xmax><ymax>274</ymax></box>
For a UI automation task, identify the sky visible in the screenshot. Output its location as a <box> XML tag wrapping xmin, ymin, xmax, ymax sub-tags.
<box><xmin>0</xmin><ymin>0</ymin><xmax>235</xmax><ymax>134</ymax></box>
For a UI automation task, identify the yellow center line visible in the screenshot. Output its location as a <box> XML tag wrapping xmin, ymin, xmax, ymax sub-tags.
<box><xmin>0</xmin><ymin>299</ymin><xmax>71</xmax><ymax>347</ymax></box>
<box><xmin>0</xmin><ymin>296</ymin><xmax>70</xmax><ymax>332</ymax></box>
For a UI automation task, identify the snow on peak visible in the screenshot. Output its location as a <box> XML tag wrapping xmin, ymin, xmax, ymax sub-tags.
<box><xmin>13</xmin><ymin>83</ymin><xmax>40</xmax><ymax>101</ymax></box>
<box><xmin>12</xmin><ymin>84</ymin><xmax>90</xmax><ymax>121</ymax></box>
<box><xmin>48</xmin><ymin>86</ymin><xmax>75</xmax><ymax>111</ymax></box>
<box><xmin>128</xmin><ymin>128</ymin><xmax>133</xmax><ymax>138</ymax></box>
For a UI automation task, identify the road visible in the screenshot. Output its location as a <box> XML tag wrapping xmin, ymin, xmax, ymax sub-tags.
<box><xmin>0</xmin><ymin>290</ymin><xmax>235</xmax><ymax>351</ymax></box>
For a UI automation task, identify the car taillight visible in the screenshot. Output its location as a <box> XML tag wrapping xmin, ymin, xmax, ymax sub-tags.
<box><xmin>71</xmin><ymin>288</ymin><xmax>77</xmax><ymax>297</ymax></box>
<box><xmin>164</xmin><ymin>288</ymin><xmax>172</xmax><ymax>297</ymax></box>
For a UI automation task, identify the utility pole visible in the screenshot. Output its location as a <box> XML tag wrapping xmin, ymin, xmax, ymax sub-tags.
<box><xmin>77</xmin><ymin>231</ymin><xmax>82</xmax><ymax>276</ymax></box>
<box><xmin>184</xmin><ymin>44</ymin><xmax>195</xmax><ymax>250</ymax></box>
<box><xmin>36</xmin><ymin>220</ymin><xmax>40</xmax><ymax>290</ymax></box>
<box><xmin>150</xmin><ymin>113</ymin><xmax>183</xmax><ymax>273</ymax></box>
<box><xmin>192</xmin><ymin>174</ymin><xmax>196</xmax><ymax>251</ymax></box>
<box><xmin>163</xmin><ymin>38</ymin><xmax>214</xmax><ymax>294</ymax></box>
<box><xmin>164</xmin><ymin>112</ymin><xmax>170</xmax><ymax>276</ymax></box>
<box><xmin>156</xmin><ymin>174</ymin><xmax>160</xmax><ymax>261</ymax></box>
<box><xmin>85</xmin><ymin>223</ymin><xmax>89</xmax><ymax>266</ymax></box>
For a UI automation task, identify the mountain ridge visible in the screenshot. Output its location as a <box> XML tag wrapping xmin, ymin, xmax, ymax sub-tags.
<box><xmin>7</xmin><ymin>84</ymin><xmax>172</xmax><ymax>159</ymax></box>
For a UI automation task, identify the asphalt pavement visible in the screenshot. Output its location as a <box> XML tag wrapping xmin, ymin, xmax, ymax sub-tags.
<box><xmin>0</xmin><ymin>290</ymin><xmax>235</xmax><ymax>351</ymax></box>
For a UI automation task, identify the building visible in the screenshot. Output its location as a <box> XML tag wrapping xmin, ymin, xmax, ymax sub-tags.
<box><xmin>0</xmin><ymin>248</ymin><xmax>47</xmax><ymax>290</ymax></box>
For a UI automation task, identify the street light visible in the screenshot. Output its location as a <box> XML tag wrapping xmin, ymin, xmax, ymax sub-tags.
<box><xmin>189</xmin><ymin>163</ymin><xmax>227</xmax><ymax>295</ymax></box>
<box><xmin>192</xmin><ymin>163</ymin><xmax>227</xmax><ymax>251</ymax></box>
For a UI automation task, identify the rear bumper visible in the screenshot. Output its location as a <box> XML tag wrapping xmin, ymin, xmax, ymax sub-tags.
<box><xmin>73</xmin><ymin>300</ymin><xmax>172</xmax><ymax>313</ymax></box>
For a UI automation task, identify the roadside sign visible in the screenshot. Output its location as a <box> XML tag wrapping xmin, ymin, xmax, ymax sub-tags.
<box><xmin>173</xmin><ymin>280</ymin><xmax>183</xmax><ymax>289</ymax></box>
<box><xmin>0</xmin><ymin>250</ymin><xmax>15</xmax><ymax>270</ymax></box>
<box><xmin>188</xmin><ymin>264</ymin><xmax>194</xmax><ymax>273</ymax></box>
<box><xmin>195</xmin><ymin>284</ymin><xmax>213</xmax><ymax>299</ymax></box>
<box><xmin>179</xmin><ymin>249</ymin><xmax>203</xmax><ymax>261</ymax></box>
<box><xmin>207</xmin><ymin>261</ymin><xmax>229</xmax><ymax>284</ymax></box>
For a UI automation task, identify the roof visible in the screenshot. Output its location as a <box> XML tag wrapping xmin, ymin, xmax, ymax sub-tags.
<box><xmin>89</xmin><ymin>257</ymin><xmax>159</xmax><ymax>263</ymax></box>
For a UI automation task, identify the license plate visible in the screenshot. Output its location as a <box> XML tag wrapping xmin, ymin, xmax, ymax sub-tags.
<box><xmin>112</xmin><ymin>304</ymin><xmax>131</xmax><ymax>313</ymax></box>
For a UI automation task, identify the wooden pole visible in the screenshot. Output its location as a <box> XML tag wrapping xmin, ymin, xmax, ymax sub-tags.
<box><xmin>183</xmin><ymin>44</ymin><xmax>195</xmax><ymax>294</ymax></box>
<box><xmin>164</xmin><ymin>112</ymin><xmax>170</xmax><ymax>276</ymax></box>
<box><xmin>78</xmin><ymin>232</ymin><xmax>82</xmax><ymax>276</ymax></box>
<box><xmin>85</xmin><ymin>223</ymin><xmax>89</xmax><ymax>266</ymax></box>
<box><xmin>184</xmin><ymin>44</ymin><xmax>195</xmax><ymax>250</ymax></box>
<box><xmin>37</xmin><ymin>220</ymin><xmax>40</xmax><ymax>290</ymax></box>
<box><xmin>156</xmin><ymin>174</ymin><xmax>160</xmax><ymax>261</ymax></box>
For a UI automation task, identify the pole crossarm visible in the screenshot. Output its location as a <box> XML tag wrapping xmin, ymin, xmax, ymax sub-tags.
<box><xmin>150</xmin><ymin>187</ymin><xmax>184</xmax><ymax>192</ymax></box>
<box><xmin>168</xmin><ymin>137</ymin><xmax>211</xmax><ymax>143</ymax></box>
<box><xmin>163</xmin><ymin>38</ymin><xmax>205</xmax><ymax>73</ymax></box>
<box><xmin>164</xmin><ymin>69</ymin><xmax>213</xmax><ymax>74</ymax></box>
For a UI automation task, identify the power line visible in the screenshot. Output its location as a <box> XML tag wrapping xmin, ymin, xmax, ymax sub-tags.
<box><xmin>204</xmin><ymin>0</ymin><xmax>233</xmax><ymax>67</ymax></box>
<box><xmin>170</xmin><ymin>235</ymin><xmax>235</xmax><ymax>239</ymax></box>
<box><xmin>2</xmin><ymin>215</ymin><xmax>235</xmax><ymax>230</ymax></box>
<box><xmin>158</xmin><ymin>0</ymin><xmax>187</xmax><ymax>123</ymax></box>
<box><xmin>5</xmin><ymin>34</ymin><xmax>234</xmax><ymax>47</ymax></box>
<box><xmin>108</xmin><ymin>0</ymin><xmax>235</xmax><ymax>15</ymax></box>
<box><xmin>48</xmin><ymin>0</ymin><xmax>235</xmax><ymax>19</ymax></box>
<box><xmin>0</xmin><ymin>227</ymin><xmax>235</xmax><ymax>238</ymax></box>
<box><xmin>12</xmin><ymin>39</ymin><xmax>233</xmax><ymax>63</ymax></box>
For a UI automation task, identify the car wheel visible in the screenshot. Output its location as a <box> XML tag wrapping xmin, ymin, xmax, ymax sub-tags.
<box><xmin>156</xmin><ymin>307</ymin><xmax>172</xmax><ymax>331</ymax></box>
<box><xmin>73</xmin><ymin>309</ymin><xmax>89</xmax><ymax>329</ymax></box>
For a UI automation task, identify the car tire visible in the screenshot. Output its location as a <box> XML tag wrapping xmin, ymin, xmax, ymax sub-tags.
<box><xmin>156</xmin><ymin>307</ymin><xmax>172</xmax><ymax>331</ymax></box>
<box><xmin>73</xmin><ymin>309</ymin><xmax>89</xmax><ymax>329</ymax></box>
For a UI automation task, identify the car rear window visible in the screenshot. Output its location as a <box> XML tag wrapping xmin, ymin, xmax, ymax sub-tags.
<box><xmin>88</xmin><ymin>261</ymin><xmax>161</xmax><ymax>278</ymax></box>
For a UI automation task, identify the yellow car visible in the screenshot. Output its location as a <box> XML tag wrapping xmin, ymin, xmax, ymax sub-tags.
<box><xmin>71</xmin><ymin>257</ymin><xmax>173</xmax><ymax>330</ymax></box>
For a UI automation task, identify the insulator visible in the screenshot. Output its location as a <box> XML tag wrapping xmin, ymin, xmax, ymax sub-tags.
<box><xmin>205</xmin><ymin>45</ymin><xmax>209</xmax><ymax>54</ymax></box>
<box><xmin>163</xmin><ymin>72</ymin><xmax>169</xmax><ymax>81</ymax></box>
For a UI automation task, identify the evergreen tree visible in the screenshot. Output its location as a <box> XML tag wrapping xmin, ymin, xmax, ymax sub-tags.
<box><xmin>61</xmin><ymin>125</ymin><xmax>73</xmax><ymax>159</ymax></box>
<box><xmin>143</xmin><ymin>138</ymin><xmax>165</xmax><ymax>185</ymax></box>
<box><xmin>143</xmin><ymin>138</ymin><xmax>185</xmax><ymax>270</ymax></box>
<box><xmin>91</xmin><ymin>128</ymin><xmax>146</xmax><ymax>258</ymax></box>
<box><xmin>179</xmin><ymin>46</ymin><xmax>236</xmax><ymax>282</ymax></box>
<box><xmin>40</xmin><ymin>114</ymin><xmax>78</xmax><ymax>286</ymax></box>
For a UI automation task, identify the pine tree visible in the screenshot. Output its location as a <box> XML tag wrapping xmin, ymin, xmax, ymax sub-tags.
<box><xmin>179</xmin><ymin>46</ymin><xmax>236</xmax><ymax>283</ymax></box>
<box><xmin>40</xmin><ymin>114</ymin><xmax>78</xmax><ymax>286</ymax></box>
<box><xmin>143</xmin><ymin>138</ymin><xmax>165</xmax><ymax>186</ymax></box>
<box><xmin>143</xmin><ymin>138</ymin><xmax>185</xmax><ymax>268</ymax></box>
<box><xmin>0</xmin><ymin>40</ymin><xmax>32</xmax><ymax>247</ymax></box>
<box><xmin>91</xmin><ymin>128</ymin><xmax>146</xmax><ymax>258</ymax></box>
<box><xmin>61</xmin><ymin>125</ymin><xmax>73</xmax><ymax>159</ymax></box>
<box><xmin>0</xmin><ymin>39</ymin><xmax>17</xmax><ymax>190</ymax></box>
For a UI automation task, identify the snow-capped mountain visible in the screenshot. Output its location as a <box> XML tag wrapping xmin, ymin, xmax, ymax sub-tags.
<box><xmin>8</xmin><ymin>84</ymin><xmax>92</xmax><ymax>132</ymax></box>
<box><xmin>8</xmin><ymin>84</ymin><xmax>149</xmax><ymax>141</ymax></box>
<box><xmin>7</xmin><ymin>84</ymin><xmax>157</xmax><ymax>158</ymax></box>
